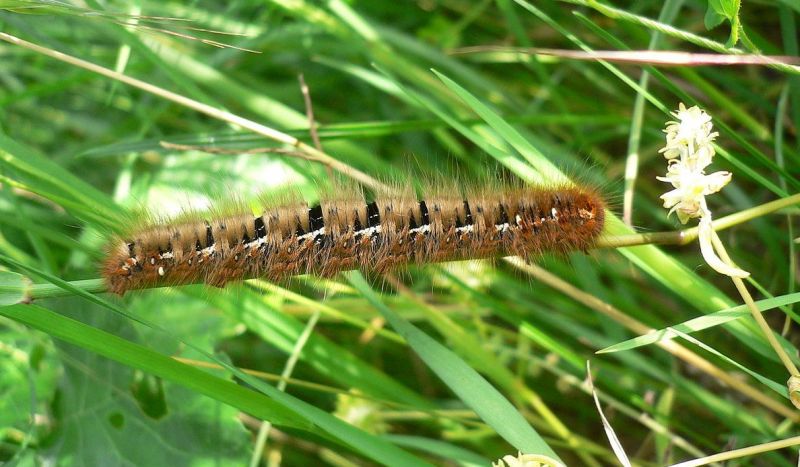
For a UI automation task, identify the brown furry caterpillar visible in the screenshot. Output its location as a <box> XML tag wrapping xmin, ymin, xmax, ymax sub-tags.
<box><xmin>103</xmin><ymin>185</ymin><xmax>605</xmax><ymax>295</ymax></box>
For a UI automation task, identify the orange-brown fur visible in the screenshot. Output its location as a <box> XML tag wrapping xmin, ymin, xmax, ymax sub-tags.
<box><xmin>102</xmin><ymin>185</ymin><xmax>605</xmax><ymax>295</ymax></box>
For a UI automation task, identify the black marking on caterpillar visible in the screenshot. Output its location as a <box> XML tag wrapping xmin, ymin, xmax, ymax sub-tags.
<box><xmin>103</xmin><ymin>185</ymin><xmax>606</xmax><ymax>295</ymax></box>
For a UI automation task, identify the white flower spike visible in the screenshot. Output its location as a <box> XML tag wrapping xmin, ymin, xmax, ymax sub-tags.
<box><xmin>657</xmin><ymin>104</ymin><xmax>749</xmax><ymax>278</ymax></box>
<box><xmin>492</xmin><ymin>452</ymin><xmax>565</xmax><ymax>467</ymax></box>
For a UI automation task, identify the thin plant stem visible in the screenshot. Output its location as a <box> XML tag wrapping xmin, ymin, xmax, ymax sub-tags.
<box><xmin>249</xmin><ymin>310</ymin><xmax>322</xmax><ymax>467</ymax></box>
<box><xmin>597</xmin><ymin>193</ymin><xmax>800</xmax><ymax>249</ymax></box>
<box><xmin>0</xmin><ymin>32</ymin><xmax>387</xmax><ymax>192</ymax></box>
<box><xmin>775</xmin><ymin>85</ymin><xmax>795</xmax><ymax>337</ymax></box>
<box><xmin>709</xmin><ymin>232</ymin><xmax>800</xmax><ymax>380</ymax></box>
<box><xmin>670</xmin><ymin>435</ymin><xmax>800</xmax><ymax>467</ymax></box>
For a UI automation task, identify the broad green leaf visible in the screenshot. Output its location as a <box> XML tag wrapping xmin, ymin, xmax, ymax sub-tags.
<box><xmin>710</xmin><ymin>0</ymin><xmax>740</xmax><ymax>19</ymax></box>
<box><xmin>704</xmin><ymin>4</ymin><xmax>726</xmax><ymax>29</ymax></box>
<box><xmin>705</xmin><ymin>0</ymin><xmax>741</xmax><ymax>44</ymax></box>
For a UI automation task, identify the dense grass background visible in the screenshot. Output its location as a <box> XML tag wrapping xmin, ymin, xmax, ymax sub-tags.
<box><xmin>1</xmin><ymin>0</ymin><xmax>800</xmax><ymax>465</ymax></box>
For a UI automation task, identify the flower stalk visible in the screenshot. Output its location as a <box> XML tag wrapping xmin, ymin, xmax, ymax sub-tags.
<box><xmin>657</xmin><ymin>104</ymin><xmax>800</xmax><ymax>405</ymax></box>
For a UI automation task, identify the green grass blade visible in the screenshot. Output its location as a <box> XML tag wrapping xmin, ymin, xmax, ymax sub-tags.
<box><xmin>0</xmin><ymin>255</ymin><xmax>430</xmax><ymax>466</ymax></box>
<box><xmin>347</xmin><ymin>271</ymin><xmax>562</xmax><ymax>462</ymax></box>
<box><xmin>600</xmin><ymin>292</ymin><xmax>800</xmax><ymax>353</ymax></box>
<box><xmin>671</xmin><ymin>328</ymin><xmax>787</xmax><ymax>398</ymax></box>
<box><xmin>0</xmin><ymin>303</ymin><xmax>311</xmax><ymax>430</ymax></box>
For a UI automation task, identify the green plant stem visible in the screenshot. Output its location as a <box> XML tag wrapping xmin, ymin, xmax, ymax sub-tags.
<box><xmin>597</xmin><ymin>193</ymin><xmax>800</xmax><ymax>249</ymax></box>
<box><xmin>250</xmin><ymin>309</ymin><xmax>322</xmax><ymax>467</ymax></box>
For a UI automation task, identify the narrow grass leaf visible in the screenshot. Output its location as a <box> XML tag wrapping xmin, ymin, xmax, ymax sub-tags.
<box><xmin>671</xmin><ymin>328</ymin><xmax>787</xmax><ymax>397</ymax></box>
<box><xmin>385</xmin><ymin>435</ymin><xmax>490</xmax><ymax>466</ymax></box>
<box><xmin>0</xmin><ymin>303</ymin><xmax>310</xmax><ymax>429</ymax></box>
<box><xmin>432</xmin><ymin>69</ymin><xmax>566</xmax><ymax>183</ymax></box>
<box><xmin>599</xmin><ymin>292</ymin><xmax>800</xmax><ymax>353</ymax></box>
<box><xmin>347</xmin><ymin>271</ymin><xmax>561</xmax><ymax>461</ymax></box>
<box><xmin>374</xmin><ymin>65</ymin><xmax>540</xmax><ymax>182</ymax></box>
<box><xmin>201</xmin><ymin>286</ymin><xmax>432</xmax><ymax>407</ymax></box>
<box><xmin>0</xmin><ymin>131</ymin><xmax>122</xmax><ymax>228</ymax></box>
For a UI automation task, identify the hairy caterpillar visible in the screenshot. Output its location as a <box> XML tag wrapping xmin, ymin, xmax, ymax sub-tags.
<box><xmin>102</xmin><ymin>184</ymin><xmax>605</xmax><ymax>295</ymax></box>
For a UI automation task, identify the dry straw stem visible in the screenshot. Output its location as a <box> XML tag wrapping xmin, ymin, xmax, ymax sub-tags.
<box><xmin>670</xmin><ymin>435</ymin><xmax>800</xmax><ymax>467</ymax></box>
<box><xmin>0</xmin><ymin>32</ymin><xmax>386</xmax><ymax>193</ymax></box>
<box><xmin>570</xmin><ymin>0</ymin><xmax>800</xmax><ymax>76</ymax></box>
<box><xmin>505</xmin><ymin>258</ymin><xmax>800</xmax><ymax>422</ymax></box>
<box><xmin>451</xmin><ymin>47</ymin><xmax>800</xmax><ymax>67</ymax></box>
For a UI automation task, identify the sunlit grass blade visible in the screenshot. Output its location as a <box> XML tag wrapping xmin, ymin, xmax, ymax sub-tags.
<box><xmin>0</xmin><ymin>131</ymin><xmax>124</xmax><ymax>229</ymax></box>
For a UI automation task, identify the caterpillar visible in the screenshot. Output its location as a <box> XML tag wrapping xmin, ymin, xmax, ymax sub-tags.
<box><xmin>102</xmin><ymin>184</ymin><xmax>606</xmax><ymax>295</ymax></box>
